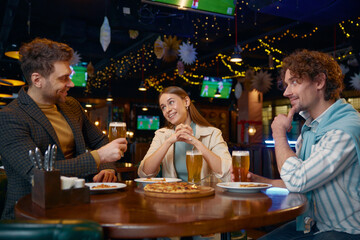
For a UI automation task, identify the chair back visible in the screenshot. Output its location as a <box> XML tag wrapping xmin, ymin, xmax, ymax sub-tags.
<box><xmin>0</xmin><ymin>219</ymin><xmax>104</xmax><ymax>240</ymax></box>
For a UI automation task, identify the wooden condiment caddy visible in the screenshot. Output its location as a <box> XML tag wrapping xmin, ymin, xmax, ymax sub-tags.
<box><xmin>31</xmin><ymin>168</ymin><xmax>90</xmax><ymax>209</ymax></box>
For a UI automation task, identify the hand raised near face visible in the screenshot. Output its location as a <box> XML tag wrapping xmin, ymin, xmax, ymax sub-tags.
<box><xmin>271</xmin><ymin>106</ymin><xmax>296</xmax><ymax>139</ymax></box>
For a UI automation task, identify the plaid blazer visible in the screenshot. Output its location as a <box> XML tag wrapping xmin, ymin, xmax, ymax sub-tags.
<box><xmin>0</xmin><ymin>87</ymin><xmax>115</xmax><ymax>219</ymax></box>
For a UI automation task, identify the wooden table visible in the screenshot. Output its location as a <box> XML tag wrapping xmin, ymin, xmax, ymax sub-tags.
<box><xmin>15</xmin><ymin>181</ymin><xmax>308</xmax><ymax>239</ymax></box>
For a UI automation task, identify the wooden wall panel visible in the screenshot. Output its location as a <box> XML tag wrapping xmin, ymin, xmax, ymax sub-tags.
<box><xmin>199</xmin><ymin>108</ymin><xmax>229</xmax><ymax>142</ymax></box>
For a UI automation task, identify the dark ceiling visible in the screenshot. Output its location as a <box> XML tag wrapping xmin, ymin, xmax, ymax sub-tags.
<box><xmin>1</xmin><ymin>0</ymin><xmax>360</xmax><ymax>106</ymax></box>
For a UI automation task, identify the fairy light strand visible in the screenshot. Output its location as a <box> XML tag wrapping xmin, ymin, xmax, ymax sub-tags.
<box><xmin>86</xmin><ymin>17</ymin><xmax>359</xmax><ymax>93</ymax></box>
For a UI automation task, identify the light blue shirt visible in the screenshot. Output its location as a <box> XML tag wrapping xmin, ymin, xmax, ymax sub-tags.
<box><xmin>281</xmin><ymin>99</ymin><xmax>360</xmax><ymax>234</ymax></box>
<box><xmin>174</xmin><ymin>122</ymin><xmax>196</xmax><ymax>181</ymax></box>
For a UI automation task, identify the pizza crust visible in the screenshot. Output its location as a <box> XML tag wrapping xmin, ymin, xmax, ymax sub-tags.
<box><xmin>144</xmin><ymin>182</ymin><xmax>200</xmax><ymax>194</ymax></box>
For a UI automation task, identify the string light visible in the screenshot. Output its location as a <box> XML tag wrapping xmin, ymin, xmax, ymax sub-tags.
<box><xmin>337</xmin><ymin>51</ymin><xmax>353</xmax><ymax>61</ymax></box>
<box><xmin>84</xmin><ymin>16</ymin><xmax>359</xmax><ymax>93</ymax></box>
<box><xmin>258</xmin><ymin>39</ymin><xmax>285</xmax><ymax>55</ymax></box>
<box><xmin>339</xmin><ymin>22</ymin><xmax>350</xmax><ymax>38</ymax></box>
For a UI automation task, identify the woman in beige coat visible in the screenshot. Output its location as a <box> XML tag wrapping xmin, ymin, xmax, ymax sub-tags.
<box><xmin>138</xmin><ymin>86</ymin><xmax>232</xmax><ymax>182</ymax></box>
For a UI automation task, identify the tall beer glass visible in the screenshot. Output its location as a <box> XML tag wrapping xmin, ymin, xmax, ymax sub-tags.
<box><xmin>186</xmin><ymin>150</ymin><xmax>203</xmax><ymax>183</ymax></box>
<box><xmin>109</xmin><ymin>122</ymin><xmax>126</xmax><ymax>156</ymax></box>
<box><xmin>232</xmin><ymin>150</ymin><xmax>250</xmax><ymax>182</ymax></box>
<box><xmin>109</xmin><ymin>122</ymin><xmax>127</xmax><ymax>140</ymax></box>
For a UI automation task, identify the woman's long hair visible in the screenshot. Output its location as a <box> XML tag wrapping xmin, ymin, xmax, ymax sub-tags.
<box><xmin>159</xmin><ymin>86</ymin><xmax>212</xmax><ymax>129</ymax></box>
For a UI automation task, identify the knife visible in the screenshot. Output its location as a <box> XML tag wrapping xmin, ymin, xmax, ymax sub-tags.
<box><xmin>35</xmin><ymin>147</ymin><xmax>43</xmax><ymax>170</ymax></box>
<box><xmin>44</xmin><ymin>150</ymin><xmax>49</xmax><ymax>171</ymax></box>
<box><xmin>29</xmin><ymin>150</ymin><xmax>38</xmax><ymax>169</ymax></box>
<box><xmin>49</xmin><ymin>144</ymin><xmax>57</xmax><ymax>171</ymax></box>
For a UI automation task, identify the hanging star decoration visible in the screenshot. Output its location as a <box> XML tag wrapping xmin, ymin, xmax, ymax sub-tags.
<box><xmin>87</xmin><ymin>62</ymin><xmax>95</xmax><ymax>78</ymax></box>
<box><xmin>129</xmin><ymin>30</ymin><xmax>139</xmax><ymax>39</ymax></box>
<box><xmin>234</xmin><ymin>81</ymin><xmax>242</xmax><ymax>99</ymax></box>
<box><xmin>178</xmin><ymin>41</ymin><xmax>197</xmax><ymax>65</ymax></box>
<box><xmin>350</xmin><ymin>72</ymin><xmax>360</xmax><ymax>91</ymax></box>
<box><xmin>252</xmin><ymin>70</ymin><xmax>273</xmax><ymax>93</ymax></box>
<box><xmin>163</xmin><ymin>35</ymin><xmax>181</xmax><ymax>62</ymax></box>
<box><xmin>154</xmin><ymin>36</ymin><xmax>165</xmax><ymax>59</ymax></box>
<box><xmin>100</xmin><ymin>16</ymin><xmax>111</xmax><ymax>52</ymax></box>
<box><xmin>70</xmin><ymin>51</ymin><xmax>81</xmax><ymax>66</ymax></box>
<box><xmin>340</xmin><ymin>64</ymin><xmax>349</xmax><ymax>75</ymax></box>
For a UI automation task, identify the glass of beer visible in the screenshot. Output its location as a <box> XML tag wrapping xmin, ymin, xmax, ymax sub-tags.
<box><xmin>232</xmin><ymin>150</ymin><xmax>250</xmax><ymax>182</ymax></box>
<box><xmin>186</xmin><ymin>150</ymin><xmax>203</xmax><ymax>183</ymax></box>
<box><xmin>109</xmin><ymin>122</ymin><xmax>127</xmax><ymax>156</ymax></box>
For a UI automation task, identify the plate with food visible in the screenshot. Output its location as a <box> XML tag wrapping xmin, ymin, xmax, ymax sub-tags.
<box><xmin>217</xmin><ymin>182</ymin><xmax>272</xmax><ymax>193</ymax></box>
<box><xmin>144</xmin><ymin>181</ymin><xmax>214</xmax><ymax>198</ymax></box>
<box><xmin>85</xmin><ymin>182</ymin><xmax>127</xmax><ymax>193</ymax></box>
<box><xmin>134</xmin><ymin>177</ymin><xmax>182</xmax><ymax>183</ymax></box>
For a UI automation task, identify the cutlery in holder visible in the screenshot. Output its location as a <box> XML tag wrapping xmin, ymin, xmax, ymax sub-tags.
<box><xmin>32</xmin><ymin>168</ymin><xmax>90</xmax><ymax>209</ymax></box>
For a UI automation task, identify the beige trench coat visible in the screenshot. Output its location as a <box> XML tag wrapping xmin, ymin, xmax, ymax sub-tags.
<box><xmin>138</xmin><ymin>124</ymin><xmax>232</xmax><ymax>182</ymax></box>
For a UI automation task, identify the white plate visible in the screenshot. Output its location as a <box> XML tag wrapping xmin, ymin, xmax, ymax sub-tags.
<box><xmin>134</xmin><ymin>178</ymin><xmax>182</xmax><ymax>183</ymax></box>
<box><xmin>85</xmin><ymin>182</ymin><xmax>127</xmax><ymax>192</ymax></box>
<box><xmin>217</xmin><ymin>182</ymin><xmax>272</xmax><ymax>193</ymax></box>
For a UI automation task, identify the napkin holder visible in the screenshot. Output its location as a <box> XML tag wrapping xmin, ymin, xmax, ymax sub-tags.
<box><xmin>32</xmin><ymin>168</ymin><xmax>90</xmax><ymax>209</ymax></box>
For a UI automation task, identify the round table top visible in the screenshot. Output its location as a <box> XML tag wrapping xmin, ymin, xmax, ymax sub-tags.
<box><xmin>16</xmin><ymin>181</ymin><xmax>308</xmax><ymax>239</ymax></box>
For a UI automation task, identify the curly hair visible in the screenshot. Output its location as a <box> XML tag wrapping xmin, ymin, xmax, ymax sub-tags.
<box><xmin>159</xmin><ymin>86</ymin><xmax>212</xmax><ymax>129</ymax></box>
<box><xmin>19</xmin><ymin>38</ymin><xmax>74</xmax><ymax>85</ymax></box>
<box><xmin>280</xmin><ymin>49</ymin><xmax>344</xmax><ymax>101</ymax></box>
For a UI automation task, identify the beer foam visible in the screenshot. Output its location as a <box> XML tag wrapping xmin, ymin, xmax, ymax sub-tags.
<box><xmin>186</xmin><ymin>150</ymin><xmax>202</xmax><ymax>155</ymax></box>
<box><xmin>109</xmin><ymin>122</ymin><xmax>126</xmax><ymax>127</ymax></box>
<box><xmin>232</xmin><ymin>151</ymin><xmax>249</xmax><ymax>156</ymax></box>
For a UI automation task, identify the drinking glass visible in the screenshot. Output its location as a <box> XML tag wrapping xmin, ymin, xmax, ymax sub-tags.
<box><xmin>232</xmin><ymin>150</ymin><xmax>250</xmax><ymax>182</ymax></box>
<box><xmin>109</xmin><ymin>122</ymin><xmax>127</xmax><ymax>141</ymax></box>
<box><xmin>109</xmin><ymin>122</ymin><xmax>126</xmax><ymax>156</ymax></box>
<box><xmin>186</xmin><ymin>150</ymin><xmax>203</xmax><ymax>183</ymax></box>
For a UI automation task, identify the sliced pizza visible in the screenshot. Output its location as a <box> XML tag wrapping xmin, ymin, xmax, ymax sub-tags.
<box><xmin>144</xmin><ymin>182</ymin><xmax>200</xmax><ymax>194</ymax></box>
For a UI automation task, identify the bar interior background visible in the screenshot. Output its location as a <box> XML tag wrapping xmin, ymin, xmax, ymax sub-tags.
<box><xmin>0</xmin><ymin>0</ymin><xmax>359</xmax><ymax>151</ymax></box>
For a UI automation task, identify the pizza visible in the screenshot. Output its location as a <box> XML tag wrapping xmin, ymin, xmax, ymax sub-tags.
<box><xmin>238</xmin><ymin>183</ymin><xmax>269</xmax><ymax>188</ymax></box>
<box><xmin>144</xmin><ymin>182</ymin><xmax>200</xmax><ymax>194</ymax></box>
<box><xmin>92</xmin><ymin>184</ymin><xmax>117</xmax><ymax>189</ymax></box>
<box><xmin>143</xmin><ymin>178</ymin><xmax>166</xmax><ymax>182</ymax></box>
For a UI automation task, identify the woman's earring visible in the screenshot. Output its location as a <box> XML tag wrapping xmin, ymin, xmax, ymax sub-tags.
<box><xmin>186</xmin><ymin>106</ymin><xmax>189</xmax><ymax>110</ymax></box>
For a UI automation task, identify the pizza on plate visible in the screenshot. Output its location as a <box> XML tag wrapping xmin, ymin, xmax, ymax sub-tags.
<box><xmin>144</xmin><ymin>182</ymin><xmax>200</xmax><ymax>194</ymax></box>
<box><xmin>238</xmin><ymin>183</ymin><xmax>269</xmax><ymax>188</ymax></box>
<box><xmin>92</xmin><ymin>184</ymin><xmax>118</xmax><ymax>189</ymax></box>
<box><xmin>143</xmin><ymin>178</ymin><xmax>166</xmax><ymax>182</ymax></box>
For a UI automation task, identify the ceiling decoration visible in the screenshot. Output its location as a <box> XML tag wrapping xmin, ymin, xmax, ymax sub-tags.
<box><xmin>100</xmin><ymin>16</ymin><xmax>111</xmax><ymax>52</ymax></box>
<box><xmin>70</xmin><ymin>51</ymin><xmax>82</xmax><ymax>66</ymax></box>
<box><xmin>350</xmin><ymin>72</ymin><xmax>360</xmax><ymax>91</ymax></box>
<box><xmin>178</xmin><ymin>41</ymin><xmax>197</xmax><ymax>65</ymax></box>
<box><xmin>154</xmin><ymin>36</ymin><xmax>165</xmax><ymax>59</ymax></box>
<box><xmin>0</xmin><ymin>0</ymin><xmax>359</xmax><ymax>101</ymax></box>
<box><xmin>162</xmin><ymin>35</ymin><xmax>181</xmax><ymax>63</ymax></box>
<box><xmin>129</xmin><ymin>30</ymin><xmax>139</xmax><ymax>39</ymax></box>
<box><xmin>251</xmin><ymin>70</ymin><xmax>273</xmax><ymax>93</ymax></box>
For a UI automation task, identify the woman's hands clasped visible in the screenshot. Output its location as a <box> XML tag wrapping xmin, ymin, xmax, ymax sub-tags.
<box><xmin>168</xmin><ymin>123</ymin><xmax>196</xmax><ymax>145</ymax></box>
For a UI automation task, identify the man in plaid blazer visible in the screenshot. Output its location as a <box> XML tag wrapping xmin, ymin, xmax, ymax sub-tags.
<box><xmin>0</xmin><ymin>38</ymin><xmax>127</xmax><ymax>219</ymax></box>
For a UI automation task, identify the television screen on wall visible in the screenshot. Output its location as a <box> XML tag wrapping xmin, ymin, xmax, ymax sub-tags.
<box><xmin>137</xmin><ymin>115</ymin><xmax>160</xmax><ymax>130</ymax></box>
<box><xmin>70</xmin><ymin>62</ymin><xmax>88</xmax><ymax>87</ymax></box>
<box><xmin>141</xmin><ymin>0</ymin><xmax>235</xmax><ymax>17</ymax></box>
<box><xmin>200</xmin><ymin>76</ymin><xmax>233</xmax><ymax>99</ymax></box>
